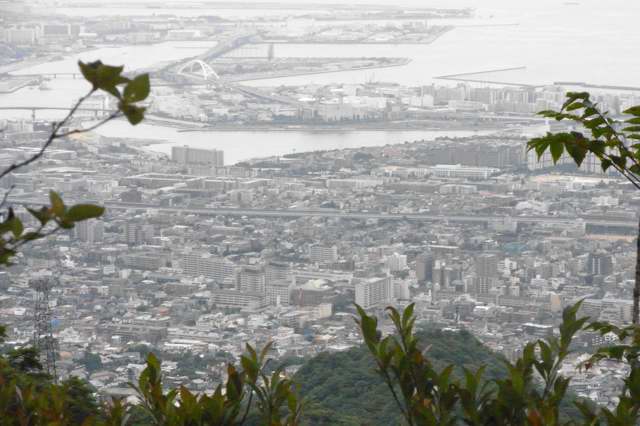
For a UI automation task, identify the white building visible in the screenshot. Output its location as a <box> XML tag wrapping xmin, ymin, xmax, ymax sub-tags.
<box><xmin>326</xmin><ymin>178</ymin><xmax>383</xmax><ymax>191</ymax></box>
<box><xmin>171</xmin><ymin>146</ymin><xmax>224</xmax><ymax>167</ymax></box>
<box><xmin>386</xmin><ymin>253</ymin><xmax>407</xmax><ymax>271</ymax></box>
<box><xmin>180</xmin><ymin>251</ymin><xmax>235</xmax><ymax>284</ymax></box>
<box><xmin>355</xmin><ymin>276</ymin><xmax>394</xmax><ymax>309</ymax></box>
<box><xmin>239</xmin><ymin>265</ymin><xmax>266</xmax><ymax>294</ymax></box>
<box><xmin>309</xmin><ymin>244</ymin><xmax>338</xmax><ymax>264</ymax></box>
<box><xmin>75</xmin><ymin>220</ymin><xmax>104</xmax><ymax>244</ymax></box>
<box><xmin>430</xmin><ymin>164</ymin><xmax>500</xmax><ymax>180</ymax></box>
<box><xmin>266</xmin><ymin>283</ymin><xmax>292</xmax><ymax>307</ymax></box>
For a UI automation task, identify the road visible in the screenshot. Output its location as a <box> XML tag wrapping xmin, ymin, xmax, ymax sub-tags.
<box><xmin>10</xmin><ymin>199</ymin><xmax>635</xmax><ymax>229</ymax></box>
<box><xmin>104</xmin><ymin>203</ymin><xmax>636</xmax><ymax>228</ymax></box>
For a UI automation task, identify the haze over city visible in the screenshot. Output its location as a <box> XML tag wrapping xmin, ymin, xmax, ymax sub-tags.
<box><xmin>1</xmin><ymin>0</ymin><xmax>640</xmax><ymax>424</ymax></box>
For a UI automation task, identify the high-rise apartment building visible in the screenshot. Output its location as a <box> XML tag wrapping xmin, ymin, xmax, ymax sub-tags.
<box><xmin>180</xmin><ymin>251</ymin><xmax>236</xmax><ymax>284</ymax></box>
<box><xmin>308</xmin><ymin>244</ymin><xmax>338</xmax><ymax>264</ymax></box>
<box><xmin>386</xmin><ymin>253</ymin><xmax>407</xmax><ymax>271</ymax></box>
<box><xmin>432</xmin><ymin>260</ymin><xmax>462</xmax><ymax>289</ymax></box>
<box><xmin>476</xmin><ymin>253</ymin><xmax>499</xmax><ymax>294</ymax></box>
<box><xmin>476</xmin><ymin>253</ymin><xmax>499</xmax><ymax>277</ymax></box>
<box><xmin>266</xmin><ymin>261</ymin><xmax>291</xmax><ymax>285</ymax></box>
<box><xmin>415</xmin><ymin>252</ymin><xmax>434</xmax><ymax>282</ymax></box>
<box><xmin>587</xmin><ymin>252</ymin><xmax>613</xmax><ymax>277</ymax></box>
<box><xmin>355</xmin><ymin>276</ymin><xmax>394</xmax><ymax>309</ymax></box>
<box><xmin>265</xmin><ymin>261</ymin><xmax>292</xmax><ymax>306</ymax></box>
<box><xmin>75</xmin><ymin>220</ymin><xmax>104</xmax><ymax>244</ymax></box>
<box><xmin>239</xmin><ymin>265</ymin><xmax>266</xmax><ymax>294</ymax></box>
<box><xmin>123</xmin><ymin>223</ymin><xmax>155</xmax><ymax>245</ymax></box>
<box><xmin>171</xmin><ymin>145</ymin><xmax>224</xmax><ymax>166</ymax></box>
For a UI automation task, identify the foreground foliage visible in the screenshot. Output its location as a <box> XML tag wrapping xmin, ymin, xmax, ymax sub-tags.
<box><xmin>0</xmin><ymin>60</ymin><xmax>150</xmax><ymax>267</ymax></box>
<box><xmin>2</xmin><ymin>302</ymin><xmax>639</xmax><ymax>425</ymax></box>
<box><xmin>527</xmin><ymin>92</ymin><xmax>640</xmax><ymax>324</ymax></box>
<box><xmin>293</xmin><ymin>326</ymin><xmax>505</xmax><ymax>425</ymax></box>
<box><xmin>2</xmin><ymin>64</ymin><xmax>640</xmax><ymax>424</ymax></box>
<box><xmin>0</xmin><ymin>328</ymin><xmax>302</xmax><ymax>426</ymax></box>
<box><xmin>355</xmin><ymin>302</ymin><xmax>640</xmax><ymax>425</ymax></box>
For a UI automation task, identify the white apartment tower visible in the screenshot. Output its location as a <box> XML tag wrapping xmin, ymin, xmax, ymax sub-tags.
<box><xmin>355</xmin><ymin>276</ymin><xmax>394</xmax><ymax>309</ymax></box>
<box><xmin>309</xmin><ymin>244</ymin><xmax>338</xmax><ymax>264</ymax></box>
<box><xmin>171</xmin><ymin>145</ymin><xmax>224</xmax><ymax>167</ymax></box>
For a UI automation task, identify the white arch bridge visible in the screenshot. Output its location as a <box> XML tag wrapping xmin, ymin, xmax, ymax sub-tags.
<box><xmin>176</xmin><ymin>60</ymin><xmax>220</xmax><ymax>81</ymax></box>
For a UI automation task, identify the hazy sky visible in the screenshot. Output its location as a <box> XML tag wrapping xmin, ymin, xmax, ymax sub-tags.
<box><xmin>57</xmin><ymin>0</ymin><xmax>640</xmax><ymax>7</ymax></box>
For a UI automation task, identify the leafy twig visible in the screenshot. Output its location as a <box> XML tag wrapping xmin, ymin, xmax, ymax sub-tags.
<box><xmin>0</xmin><ymin>89</ymin><xmax>96</xmax><ymax>182</ymax></box>
<box><xmin>0</xmin><ymin>185</ymin><xmax>15</xmax><ymax>211</ymax></box>
<box><xmin>55</xmin><ymin>111</ymin><xmax>122</xmax><ymax>138</ymax></box>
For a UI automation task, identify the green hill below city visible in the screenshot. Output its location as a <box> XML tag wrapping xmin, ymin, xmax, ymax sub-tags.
<box><xmin>294</xmin><ymin>328</ymin><xmax>506</xmax><ymax>425</ymax></box>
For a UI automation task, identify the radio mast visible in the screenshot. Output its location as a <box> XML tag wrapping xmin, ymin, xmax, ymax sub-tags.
<box><xmin>31</xmin><ymin>276</ymin><xmax>57</xmax><ymax>381</ymax></box>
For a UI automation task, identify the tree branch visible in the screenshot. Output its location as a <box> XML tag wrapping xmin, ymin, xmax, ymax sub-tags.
<box><xmin>587</xmin><ymin>99</ymin><xmax>640</xmax><ymax>175</ymax></box>
<box><xmin>0</xmin><ymin>185</ymin><xmax>15</xmax><ymax>211</ymax></box>
<box><xmin>10</xmin><ymin>224</ymin><xmax>60</xmax><ymax>252</ymax></box>
<box><xmin>55</xmin><ymin>112</ymin><xmax>121</xmax><ymax>138</ymax></box>
<box><xmin>239</xmin><ymin>390</ymin><xmax>254</xmax><ymax>426</ymax></box>
<box><xmin>381</xmin><ymin>365</ymin><xmax>414</xmax><ymax>426</ymax></box>
<box><xmin>0</xmin><ymin>89</ymin><xmax>96</xmax><ymax>182</ymax></box>
<box><xmin>608</xmin><ymin>161</ymin><xmax>640</xmax><ymax>191</ymax></box>
<box><xmin>593</xmin><ymin>150</ymin><xmax>640</xmax><ymax>191</ymax></box>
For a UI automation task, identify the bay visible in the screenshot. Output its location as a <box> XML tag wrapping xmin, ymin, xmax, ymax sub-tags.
<box><xmin>2</xmin><ymin>0</ymin><xmax>638</xmax><ymax>164</ymax></box>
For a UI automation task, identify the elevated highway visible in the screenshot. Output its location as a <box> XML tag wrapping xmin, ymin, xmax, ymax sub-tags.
<box><xmin>8</xmin><ymin>199</ymin><xmax>637</xmax><ymax>233</ymax></box>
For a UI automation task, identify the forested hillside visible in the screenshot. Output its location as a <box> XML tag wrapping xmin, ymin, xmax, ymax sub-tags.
<box><xmin>295</xmin><ymin>328</ymin><xmax>504</xmax><ymax>425</ymax></box>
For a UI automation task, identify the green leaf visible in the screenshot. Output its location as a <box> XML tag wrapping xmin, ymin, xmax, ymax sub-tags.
<box><xmin>538</xmin><ymin>110</ymin><xmax>561</xmax><ymax>119</ymax></box>
<box><xmin>66</xmin><ymin>204</ymin><xmax>105</xmax><ymax>221</ymax></box>
<box><xmin>49</xmin><ymin>190</ymin><xmax>65</xmax><ymax>217</ymax></box>
<box><xmin>610</xmin><ymin>155</ymin><xmax>627</xmax><ymax>170</ymax></box>
<box><xmin>78</xmin><ymin>60</ymin><xmax>102</xmax><ymax>89</ymax></box>
<box><xmin>287</xmin><ymin>392</ymin><xmax>298</xmax><ymax>414</ymax></box>
<box><xmin>0</xmin><ymin>217</ymin><xmax>22</xmax><ymax>238</ymax></box>
<box><xmin>123</xmin><ymin>74</ymin><xmax>150</xmax><ymax>103</ymax></box>
<box><xmin>583</xmin><ymin>117</ymin><xmax>606</xmax><ymax>130</ymax></box>
<box><xmin>623</xmin><ymin>106</ymin><xmax>640</xmax><ymax>116</ymax></box>
<box><xmin>26</xmin><ymin>207</ymin><xmax>51</xmax><ymax>226</ymax></box>
<box><xmin>623</xmin><ymin>126</ymin><xmax>640</xmax><ymax>133</ymax></box>
<box><xmin>550</xmin><ymin>139</ymin><xmax>564</xmax><ymax>163</ymax></box>
<box><xmin>562</xmin><ymin>92</ymin><xmax>589</xmax><ymax>110</ymax></box>
<box><xmin>586</xmin><ymin>139</ymin><xmax>605</xmax><ymax>156</ymax></box>
<box><xmin>565</xmin><ymin>141</ymin><xmax>587</xmax><ymax>167</ymax></box>
<box><xmin>565</xmin><ymin>102</ymin><xmax>584</xmax><ymax>111</ymax></box>
<box><xmin>581</xmin><ymin>106</ymin><xmax>599</xmax><ymax>119</ymax></box>
<box><xmin>401</xmin><ymin>303</ymin><xmax>415</xmax><ymax>328</ymax></box>
<box><xmin>58</xmin><ymin>219</ymin><xmax>75</xmax><ymax>230</ymax></box>
<box><xmin>96</xmin><ymin>64</ymin><xmax>127</xmax><ymax>97</ymax></box>
<box><xmin>527</xmin><ymin>136</ymin><xmax>551</xmax><ymax>158</ymax></box>
<box><xmin>119</xmin><ymin>103</ymin><xmax>146</xmax><ymax>125</ymax></box>
<box><xmin>10</xmin><ymin>218</ymin><xmax>23</xmax><ymax>238</ymax></box>
<box><xmin>0</xmin><ymin>249</ymin><xmax>16</xmax><ymax>265</ymax></box>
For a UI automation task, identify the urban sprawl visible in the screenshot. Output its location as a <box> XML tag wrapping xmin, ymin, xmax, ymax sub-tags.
<box><xmin>1</xmin><ymin>0</ymin><xmax>640</xmax><ymax>411</ymax></box>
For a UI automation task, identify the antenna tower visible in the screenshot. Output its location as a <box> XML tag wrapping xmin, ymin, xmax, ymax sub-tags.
<box><xmin>31</xmin><ymin>276</ymin><xmax>57</xmax><ymax>381</ymax></box>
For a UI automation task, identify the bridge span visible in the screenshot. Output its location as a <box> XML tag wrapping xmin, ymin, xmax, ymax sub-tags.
<box><xmin>0</xmin><ymin>106</ymin><xmax>113</xmax><ymax>120</ymax></box>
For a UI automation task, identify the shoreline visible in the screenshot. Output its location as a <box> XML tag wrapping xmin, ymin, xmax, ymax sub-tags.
<box><xmin>103</xmin><ymin>114</ymin><xmax>516</xmax><ymax>134</ymax></box>
<box><xmin>133</xmin><ymin>127</ymin><xmax>511</xmax><ymax>165</ymax></box>
<box><xmin>227</xmin><ymin>57</ymin><xmax>411</xmax><ymax>83</ymax></box>
<box><xmin>174</xmin><ymin>123</ymin><xmax>509</xmax><ymax>133</ymax></box>
<box><xmin>139</xmin><ymin>115</ymin><xmax>515</xmax><ymax>133</ymax></box>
